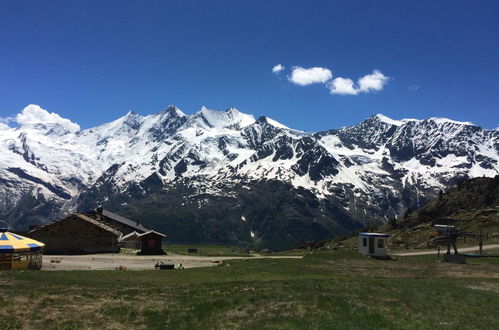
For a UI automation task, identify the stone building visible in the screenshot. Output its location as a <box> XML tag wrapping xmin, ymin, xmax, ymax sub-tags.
<box><xmin>28</xmin><ymin>213</ymin><xmax>121</xmax><ymax>254</ymax></box>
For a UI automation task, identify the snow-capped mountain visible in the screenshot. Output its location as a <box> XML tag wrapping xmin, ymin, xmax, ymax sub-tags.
<box><xmin>1</xmin><ymin>105</ymin><xmax>497</xmax><ymax>249</ymax></box>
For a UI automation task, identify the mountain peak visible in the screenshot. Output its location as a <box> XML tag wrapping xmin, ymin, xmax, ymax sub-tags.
<box><xmin>255</xmin><ymin>115</ymin><xmax>290</xmax><ymax>130</ymax></box>
<box><xmin>161</xmin><ymin>105</ymin><xmax>185</xmax><ymax>117</ymax></box>
<box><xmin>370</xmin><ymin>114</ymin><xmax>475</xmax><ymax>127</ymax></box>
<box><xmin>426</xmin><ymin>117</ymin><xmax>474</xmax><ymax>126</ymax></box>
<box><xmin>195</xmin><ymin>106</ymin><xmax>255</xmax><ymax>129</ymax></box>
<box><xmin>224</xmin><ymin>106</ymin><xmax>242</xmax><ymax>114</ymax></box>
<box><xmin>372</xmin><ymin>114</ymin><xmax>403</xmax><ymax>126</ymax></box>
<box><xmin>121</xmin><ymin>110</ymin><xmax>142</xmax><ymax>122</ymax></box>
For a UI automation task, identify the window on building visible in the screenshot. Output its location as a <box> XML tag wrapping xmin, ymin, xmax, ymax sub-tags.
<box><xmin>377</xmin><ymin>239</ymin><xmax>384</xmax><ymax>248</ymax></box>
<box><xmin>363</xmin><ymin>238</ymin><xmax>367</xmax><ymax>247</ymax></box>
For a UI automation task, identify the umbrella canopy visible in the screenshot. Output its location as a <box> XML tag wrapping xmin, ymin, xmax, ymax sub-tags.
<box><xmin>0</xmin><ymin>231</ymin><xmax>45</xmax><ymax>254</ymax></box>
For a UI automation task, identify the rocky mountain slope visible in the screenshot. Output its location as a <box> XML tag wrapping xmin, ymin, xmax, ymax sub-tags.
<box><xmin>0</xmin><ymin>105</ymin><xmax>497</xmax><ymax>250</ymax></box>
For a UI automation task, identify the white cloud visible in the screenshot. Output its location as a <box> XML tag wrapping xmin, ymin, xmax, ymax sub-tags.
<box><xmin>329</xmin><ymin>70</ymin><xmax>389</xmax><ymax>95</ymax></box>
<box><xmin>329</xmin><ymin>77</ymin><xmax>358</xmax><ymax>95</ymax></box>
<box><xmin>288</xmin><ymin>66</ymin><xmax>332</xmax><ymax>86</ymax></box>
<box><xmin>0</xmin><ymin>122</ymin><xmax>10</xmax><ymax>130</ymax></box>
<box><xmin>15</xmin><ymin>104</ymin><xmax>80</xmax><ymax>132</ymax></box>
<box><xmin>409</xmin><ymin>85</ymin><xmax>420</xmax><ymax>91</ymax></box>
<box><xmin>278</xmin><ymin>64</ymin><xmax>389</xmax><ymax>95</ymax></box>
<box><xmin>272</xmin><ymin>64</ymin><xmax>285</xmax><ymax>74</ymax></box>
<box><xmin>358</xmin><ymin>70</ymin><xmax>389</xmax><ymax>92</ymax></box>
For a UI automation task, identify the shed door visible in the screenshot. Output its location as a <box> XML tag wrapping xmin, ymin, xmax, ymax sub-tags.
<box><xmin>369</xmin><ymin>237</ymin><xmax>374</xmax><ymax>254</ymax></box>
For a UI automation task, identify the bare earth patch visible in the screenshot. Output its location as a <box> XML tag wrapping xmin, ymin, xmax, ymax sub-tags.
<box><xmin>468</xmin><ymin>282</ymin><xmax>499</xmax><ymax>293</ymax></box>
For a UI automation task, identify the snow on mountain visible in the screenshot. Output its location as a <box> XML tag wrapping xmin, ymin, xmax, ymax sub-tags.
<box><xmin>197</xmin><ymin>106</ymin><xmax>255</xmax><ymax>129</ymax></box>
<box><xmin>0</xmin><ymin>105</ymin><xmax>497</xmax><ymax>233</ymax></box>
<box><xmin>262</xmin><ymin>116</ymin><xmax>291</xmax><ymax>130</ymax></box>
<box><xmin>373</xmin><ymin>113</ymin><xmax>405</xmax><ymax>126</ymax></box>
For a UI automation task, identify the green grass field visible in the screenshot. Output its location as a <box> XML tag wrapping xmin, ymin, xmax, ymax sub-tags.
<box><xmin>1</xmin><ymin>250</ymin><xmax>499</xmax><ymax>329</ymax></box>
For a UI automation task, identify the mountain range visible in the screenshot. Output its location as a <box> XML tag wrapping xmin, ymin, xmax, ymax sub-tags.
<box><xmin>0</xmin><ymin>104</ymin><xmax>497</xmax><ymax>250</ymax></box>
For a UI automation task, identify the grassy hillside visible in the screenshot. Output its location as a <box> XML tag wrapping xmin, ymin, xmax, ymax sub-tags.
<box><xmin>390</xmin><ymin>176</ymin><xmax>499</xmax><ymax>249</ymax></box>
<box><xmin>1</xmin><ymin>250</ymin><xmax>499</xmax><ymax>329</ymax></box>
<box><xmin>402</xmin><ymin>175</ymin><xmax>499</xmax><ymax>228</ymax></box>
<box><xmin>336</xmin><ymin>176</ymin><xmax>499</xmax><ymax>250</ymax></box>
<box><xmin>388</xmin><ymin>176</ymin><xmax>499</xmax><ymax>249</ymax></box>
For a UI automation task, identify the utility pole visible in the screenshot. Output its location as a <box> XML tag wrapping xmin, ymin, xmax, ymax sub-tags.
<box><xmin>477</xmin><ymin>229</ymin><xmax>485</xmax><ymax>256</ymax></box>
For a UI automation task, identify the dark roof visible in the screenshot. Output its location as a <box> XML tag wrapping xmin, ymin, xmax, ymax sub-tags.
<box><xmin>101</xmin><ymin>209</ymin><xmax>150</xmax><ymax>233</ymax></box>
<box><xmin>359</xmin><ymin>232</ymin><xmax>390</xmax><ymax>238</ymax></box>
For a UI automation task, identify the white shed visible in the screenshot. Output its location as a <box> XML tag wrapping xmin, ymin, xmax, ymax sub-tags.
<box><xmin>358</xmin><ymin>232</ymin><xmax>390</xmax><ymax>258</ymax></box>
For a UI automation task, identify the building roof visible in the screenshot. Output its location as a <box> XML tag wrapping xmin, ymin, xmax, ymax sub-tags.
<box><xmin>75</xmin><ymin>213</ymin><xmax>122</xmax><ymax>236</ymax></box>
<box><xmin>358</xmin><ymin>232</ymin><xmax>390</xmax><ymax>238</ymax></box>
<box><xmin>101</xmin><ymin>209</ymin><xmax>150</xmax><ymax>233</ymax></box>
<box><xmin>29</xmin><ymin>213</ymin><xmax>122</xmax><ymax>238</ymax></box>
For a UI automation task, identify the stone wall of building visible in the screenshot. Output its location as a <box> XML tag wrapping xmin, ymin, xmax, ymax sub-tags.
<box><xmin>28</xmin><ymin>215</ymin><xmax>120</xmax><ymax>254</ymax></box>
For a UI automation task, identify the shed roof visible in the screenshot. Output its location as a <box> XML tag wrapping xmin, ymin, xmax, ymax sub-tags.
<box><xmin>358</xmin><ymin>232</ymin><xmax>390</xmax><ymax>238</ymax></box>
<box><xmin>120</xmin><ymin>231</ymin><xmax>141</xmax><ymax>241</ymax></box>
<box><xmin>138</xmin><ymin>230</ymin><xmax>166</xmax><ymax>239</ymax></box>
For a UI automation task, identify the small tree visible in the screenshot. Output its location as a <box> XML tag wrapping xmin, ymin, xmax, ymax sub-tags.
<box><xmin>403</xmin><ymin>207</ymin><xmax>413</xmax><ymax>219</ymax></box>
<box><xmin>388</xmin><ymin>217</ymin><xmax>398</xmax><ymax>229</ymax></box>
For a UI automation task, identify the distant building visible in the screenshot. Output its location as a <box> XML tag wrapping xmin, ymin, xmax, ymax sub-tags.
<box><xmin>120</xmin><ymin>230</ymin><xmax>166</xmax><ymax>255</ymax></box>
<box><xmin>28</xmin><ymin>209</ymin><xmax>167</xmax><ymax>255</ymax></box>
<box><xmin>358</xmin><ymin>232</ymin><xmax>390</xmax><ymax>258</ymax></box>
<box><xmin>136</xmin><ymin>231</ymin><xmax>166</xmax><ymax>255</ymax></box>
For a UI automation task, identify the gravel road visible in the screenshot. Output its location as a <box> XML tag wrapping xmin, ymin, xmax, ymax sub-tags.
<box><xmin>392</xmin><ymin>244</ymin><xmax>499</xmax><ymax>256</ymax></box>
<box><xmin>42</xmin><ymin>253</ymin><xmax>303</xmax><ymax>270</ymax></box>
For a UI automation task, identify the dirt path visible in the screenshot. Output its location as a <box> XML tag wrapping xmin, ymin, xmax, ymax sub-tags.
<box><xmin>42</xmin><ymin>253</ymin><xmax>303</xmax><ymax>270</ymax></box>
<box><xmin>392</xmin><ymin>244</ymin><xmax>499</xmax><ymax>256</ymax></box>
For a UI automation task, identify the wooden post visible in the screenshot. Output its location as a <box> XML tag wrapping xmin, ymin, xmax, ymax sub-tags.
<box><xmin>479</xmin><ymin>229</ymin><xmax>483</xmax><ymax>256</ymax></box>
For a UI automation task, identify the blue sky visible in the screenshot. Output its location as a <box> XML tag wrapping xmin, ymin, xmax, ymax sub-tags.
<box><xmin>0</xmin><ymin>1</ymin><xmax>498</xmax><ymax>131</ymax></box>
